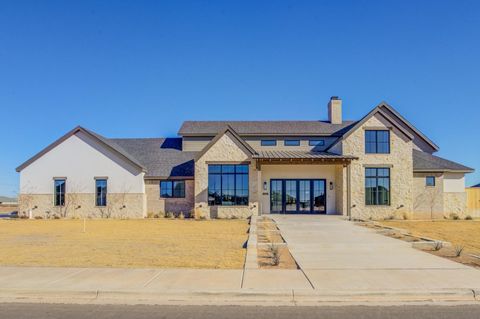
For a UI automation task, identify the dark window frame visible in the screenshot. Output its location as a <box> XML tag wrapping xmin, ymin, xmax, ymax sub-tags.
<box><xmin>160</xmin><ymin>180</ymin><xmax>186</xmax><ymax>198</ymax></box>
<box><xmin>308</xmin><ymin>139</ymin><xmax>325</xmax><ymax>147</ymax></box>
<box><xmin>95</xmin><ymin>179</ymin><xmax>108</xmax><ymax>207</ymax></box>
<box><xmin>365</xmin><ymin>130</ymin><xmax>390</xmax><ymax>154</ymax></box>
<box><xmin>261</xmin><ymin>139</ymin><xmax>277</xmax><ymax>146</ymax></box>
<box><xmin>365</xmin><ymin>168</ymin><xmax>391</xmax><ymax>206</ymax></box>
<box><xmin>208</xmin><ymin>164</ymin><xmax>249</xmax><ymax>206</ymax></box>
<box><xmin>53</xmin><ymin>178</ymin><xmax>66</xmax><ymax>207</ymax></box>
<box><xmin>426</xmin><ymin>176</ymin><xmax>436</xmax><ymax>187</ymax></box>
<box><xmin>284</xmin><ymin>139</ymin><xmax>300</xmax><ymax>146</ymax></box>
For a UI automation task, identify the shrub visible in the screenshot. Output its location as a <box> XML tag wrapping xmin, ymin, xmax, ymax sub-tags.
<box><xmin>465</xmin><ymin>215</ymin><xmax>473</xmax><ymax>220</ymax></box>
<box><xmin>52</xmin><ymin>215</ymin><xmax>60</xmax><ymax>219</ymax></box>
<box><xmin>454</xmin><ymin>245</ymin><xmax>464</xmax><ymax>257</ymax></box>
<box><xmin>384</xmin><ymin>215</ymin><xmax>395</xmax><ymax>221</ymax></box>
<box><xmin>268</xmin><ymin>244</ymin><xmax>280</xmax><ymax>266</ymax></box>
<box><xmin>165</xmin><ymin>211</ymin><xmax>174</xmax><ymax>219</ymax></box>
<box><xmin>450</xmin><ymin>213</ymin><xmax>460</xmax><ymax>220</ymax></box>
<box><xmin>146</xmin><ymin>212</ymin><xmax>155</xmax><ymax>218</ymax></box>
<box><xmin>433</xmin><ymin>241</ymin><xmax>443</xmax><ymax>251</ymax></box>
<box><xmin>178</xmin><ymin>212</ymin><xmax>185</xmax><ymax>220</ymax></box>
<box><xmin>34</xmin><ymin>216</ymin><xmax>43</xmax><ymax>219</ymax></box>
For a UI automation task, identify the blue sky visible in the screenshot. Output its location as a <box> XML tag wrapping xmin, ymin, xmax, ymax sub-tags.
<box><xmin>1</xmin><ymin>0</ymin><xmax>479</xmax><ymax>197</ymax></box>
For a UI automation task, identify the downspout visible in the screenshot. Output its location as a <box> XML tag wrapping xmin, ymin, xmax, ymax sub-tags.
<box><xmin>347</xmin><ymin>163</ymin><xmax>352</xmax><ymax>221</ymax></box>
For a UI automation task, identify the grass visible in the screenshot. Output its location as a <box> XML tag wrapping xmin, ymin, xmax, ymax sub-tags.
<box><xmin>0</xmin><ymin>219</ymin><xmax>249</xmax><ymax>269</ymax></box>
<box><xmin>380</xmin><ymin>220</ymin><xmax>480</xmax><ymax>255</ymax></box>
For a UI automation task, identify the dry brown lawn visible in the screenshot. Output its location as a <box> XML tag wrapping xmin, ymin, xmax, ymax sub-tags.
<box><xmin>381</xmin><ymin>220</ymin><xmax>480</xmax><ymax>255</ymax></box>
<box><xmin>0</xmin><ymin>219</ymin><xmax>249</xmax><ymax>269</ymax></box>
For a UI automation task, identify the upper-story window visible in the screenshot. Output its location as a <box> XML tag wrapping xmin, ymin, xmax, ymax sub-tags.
<box><xmin>208</xmin><ymin>164</ymin><xmax>249</xmax><ymax>206</ymax></box>
<box><xmin>426</xmin><ymin>176</ymin><xmax>436</xmax><ymax>187</ymax></box>
<box><xmin>160</xmin><ymin>180</ymin><xmax>185</xmax><ymax>198</ymax></box>
<box><xmin>261</xmin><ymin>140</ymin><xmax>277</xmax><ymax>146</ymax></box>
<box><xmin>309</xmin><ymin>139</ymin><xmax>325</xmax><ymax>147</ymax></box>
<box><xmin>95</xmin><ymin>179</ymin><xmax>107</xmax><ymax>206</ymax></box>
<box><xmin>54</xmin><ymin>178</ymin><xmax>66</xmax><ymax>206</ymax></box>
<box><xmin>284</xmin><ymin>139</ymin><xmax>300</xmax><ymax>146</ymax></box>
<box><xmin>365</xmin><ymin>130</ymin><xmax>390</xmax><ymax>154</ymax></box>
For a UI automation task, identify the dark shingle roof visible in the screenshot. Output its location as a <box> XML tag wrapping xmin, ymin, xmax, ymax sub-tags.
<box><xmin>253</xmin><ymin>150</ymin><xmax>357</xmax><ymax>160</ymax></box>
<box><xmin>413</xmin><ymin>149</ymin><xmax>474</xmax><ymax>173</ymax></box>
<box><xmin>471</xmin><ymin>183</ymin><xmax>480</xmax><ymax>188</ymax></box>
<box><xmin>110</xmin><ymin>138</ymin><xmax>196</xmax><ymax>178</ymax></box>
<box><xmin>178</xmin><ymin>121</ymin><xmax>358</xmax><ymax>137</ymax></box>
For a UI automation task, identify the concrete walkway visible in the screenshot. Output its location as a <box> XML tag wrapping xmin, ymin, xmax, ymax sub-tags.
<box><xmin>273</xmin><ymin>215</ymin><xmax>480</xmax><ymax>292</ymax></box>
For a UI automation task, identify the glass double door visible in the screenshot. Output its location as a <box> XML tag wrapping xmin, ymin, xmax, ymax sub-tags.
<box><xmin>270</xmin><ymin>179</ymin><xmax>326</xmax><ymax>214</ymax></box>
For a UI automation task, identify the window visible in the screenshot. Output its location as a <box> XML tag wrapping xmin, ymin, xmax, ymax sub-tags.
<box><xmin>365</xmin><ymin>168</ymin><xmax>390</xmax><ymax>205</ymax></box>
<box><xmin>365</xmin><ymin>130</ymin><xmax>390</xmax><ymax>154</ymax></box>
<box><xmin>160</xmin><ymin>180</ymin><xmax>185</xmax><ymax>198</ymax></box>
<box><xmin>309</xmin><ymin>139</ymin><xmax>325</xmax><ymax>146</ymax></box>
<box><xmin>426</xmin><ymin>176</ymin><xmax>436</xmax><ymax>187</ymax></box>
<box><xmin>261</xmin><ymin>139</ymin><xmax>277</xmax><ymax>146</ymax></box>
<box><xmin>54</xmin><ymin>179</ymin><xmax>66</xmax><ymax>206</ymax></box>
<box><xmin>95</xmin><ymin>179</ymin><xmax>107</xmax><ymax>206</ymax></box>
<box><xmin>284</xmin><ymin>140</ymin><xmax>300</xmax><ymax>146</ymax></box>
<box><xmin>208</xmin><ymin>164</ymin><xmax>249</xmax><ymax>206</ymax></box>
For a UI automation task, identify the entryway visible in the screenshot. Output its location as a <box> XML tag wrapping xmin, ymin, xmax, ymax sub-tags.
<box><xmin>270</xmin><ymin>179</ymin><xmax>326</xmax><ymax>214</ymax></box>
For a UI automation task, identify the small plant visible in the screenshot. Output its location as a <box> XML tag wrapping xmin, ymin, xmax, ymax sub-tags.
<box><xmin>384</xmin><ymin>215</ymin><xmax>395</xmax><ymax>221</ymax></box>
<box><xmin>52</xmin><ymin>214</ymin><xmax>60</xmax><ymax>219</ymax></box>
<box><xmin>146</xmin><ymin>212</ymin><xmax>155</xmax><ymax>218</ymax></box>
<box><xmin>268</xmin><ymin>243</ymin><xmax>280</xmax><ymax>266</ymax></box>
<box><xmin>465</xmin><ymin>215</ymin><xmax>473</xmax><ymax>220</ymax></box>
<box><xmin>454</xmin><ymin>245</ymin><xmax>464</xmax><ymax>257</ymax></box>
<box><xmin>34</xmin><ymin>216</ymin><xmax>43</xmax><ymax>219</ymax></box>
<box><xmin>165</xmin><ymin>212</ymin><xmax>174</xmax><ymax>219</ymax></box>
<box><xmin>178</xmin><ymin>212</ymin><xmax>185</xmax><ymax>219</ymax></box>
<box><xmin>433</xmin><ymin>241</ymin><xmax>443</xmax><ymax>251</ymax></box>
<box><xmin>450</xmin><ymin>213</ymin><xmax>460</xmax><ymax>220</ymax></box>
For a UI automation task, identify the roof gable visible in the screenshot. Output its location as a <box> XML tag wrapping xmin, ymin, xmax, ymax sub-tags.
<box><xmin>194</xmin><ymin>125</ymin><xmax>256</xmax><ymax>161</ymax></box>
<box><xmin>326</xmin><ymin>102</ymin><xmax>439</xmax><ymax>152</ymax></box>
<box><xmin>16</xmin><ymin>126</ymin><xmax>146</xmax><ymax>173</ymax></box>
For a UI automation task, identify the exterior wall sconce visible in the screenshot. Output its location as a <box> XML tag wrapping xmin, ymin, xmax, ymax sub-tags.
<box><xmin>329</xmin><ymin>181</ymin><xmax>334</xmax><ymax>190</ymax></box>
<box><xmin>263</xmin><ymin>181</ymin><xmax>267</xmax><ymax>191</ymax></box>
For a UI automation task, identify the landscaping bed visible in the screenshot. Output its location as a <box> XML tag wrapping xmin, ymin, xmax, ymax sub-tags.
<box><xmin>0</xmin><ymin>219</ymin><xmax>249</xmax><ymax>269</ymax></box>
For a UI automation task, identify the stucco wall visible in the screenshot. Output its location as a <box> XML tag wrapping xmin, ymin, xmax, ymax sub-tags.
<box><xmin>194</xmin><ymin>133</ymin><xmax>259</xmax><ymax>219</ymax></box>
<box><xmin>444</xmin><ymin>192</ymin><xmax>467</xmax><ymax>217</ymax></box>
<box><xmin>145</xmin><ymin>179</ymin><xmax>195</xmax><ymax>216</ymax></box>
<box><xmin>259</xmin><ymin>164</ymin><xmax>339</xmax><ymax>214</ymax></box>
<box><xmin>341</xmin><ymin>113</ymin><xmax>414</xmax><ymax>220</ymax></box>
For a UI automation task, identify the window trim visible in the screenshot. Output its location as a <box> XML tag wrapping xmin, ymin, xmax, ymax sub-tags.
<box><xmin>160</xmin><ymin>180</ymin><xmax>186</xmax><ymax>198</ymax></box>
<box><xmin>95</xmin><ymin>178</ymin><xmax>108</xmax><ymax>207</ymax></box>
<box><xmin>308</xmin><ymin>139</ymin><xmax>325</xmax><ymax>147</ymax></box>
<box><xmin>365</xmin><ymin>130</ymin><xmax>390</xmax><ymax>154</ymax></box>
<box><xmin>426</xmin><ymin>176</ymin><xmax>436</xmax><ymax>187</ymax></box>
<box><xmin>365</xmin><ymin>168</ymin><xmax>391</xmax><ymax>206</ymax></box>
<box><xmin>53</xmin><ymin>178</ymin><xmax>66</xmax><ymax>207</ymax></box>
<box><xmin>284</xmin><ymin>139</ymin><xmax>300</xmax><ymax>146</ymax></box>
<box><xmin>208</xmin><ymin>164</ymin><xmax>249</xmax><ymax>206</ymax></box>
<box><xmin>261</xmin><ymin>139</ymin><xmax>277</xmax><ymax>146</ymax></box>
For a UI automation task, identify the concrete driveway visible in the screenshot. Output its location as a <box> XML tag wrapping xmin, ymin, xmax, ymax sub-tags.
<box><xmin>273</xmin><ymin>215</ymin><xmax>480</xmax><ymax>292</ymax></box>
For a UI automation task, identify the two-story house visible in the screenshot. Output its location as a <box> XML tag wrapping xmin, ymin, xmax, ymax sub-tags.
<box><xmin>16</xmin><ymin>97</ymin><xmax>474</xmax><ymax>220</ymax></box>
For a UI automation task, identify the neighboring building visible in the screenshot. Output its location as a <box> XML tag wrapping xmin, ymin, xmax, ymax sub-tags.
<box><xmin>0</xmin><ymin>196</ymin><xmax>18</xmax><ymax>214</ymax></box>
<box><xmin>16</xmin><ymin>98</ymin><xmax>474</xmax><ymax>219</ymax></box>
<box><xmin>472</xmin><ymin>183</ymin><xmax>480</xmax><ymax>188</ymax></box>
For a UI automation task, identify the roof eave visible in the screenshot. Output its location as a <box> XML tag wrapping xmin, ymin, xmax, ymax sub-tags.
<box><xmin>413</xmin><ymin>169</ymin><xmax>475</xmax><ymax>174</ymax></box>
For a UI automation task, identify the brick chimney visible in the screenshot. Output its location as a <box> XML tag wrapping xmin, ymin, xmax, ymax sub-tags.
<box><xmin>328</xmin><ymin>96</ymin><xmax>342</xmax><ymax>124</ymax></box>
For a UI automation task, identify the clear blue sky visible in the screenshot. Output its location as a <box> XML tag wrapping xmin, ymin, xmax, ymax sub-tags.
<box><xmin>1</xmin><ymin>0</ymin><xmax>479</xmax><ymax>197</ymax></box>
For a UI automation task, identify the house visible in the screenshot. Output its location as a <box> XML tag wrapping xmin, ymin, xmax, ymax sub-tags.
<box><xmin>16</xmin><ymin>97</ymin><xmax>474</xmax><ymax>220</ymax></box>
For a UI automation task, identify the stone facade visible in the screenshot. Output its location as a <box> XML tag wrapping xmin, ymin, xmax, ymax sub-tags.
<box><xmin>18</xmin><ymin>193</ymin><xmax>146</xmax><ymax>219</ymax></box>
<box><xmin>341</xmin><ymin>113</ymin><xmax>414</xmax><ymax>220</ymax></box>
<box><xmin>194</xmin><ymin>133</ymin><xmax>259</xmax><ymax>219</ymax></box>
<box><xmin>444</xmin><ymin>192</ymin><xmax>468</xmax><ymax>218</ymax></box>
<box><xmin>145</xmin><ymin>179</ymin><xmax>194</xmax><ymax>216</ymax></box>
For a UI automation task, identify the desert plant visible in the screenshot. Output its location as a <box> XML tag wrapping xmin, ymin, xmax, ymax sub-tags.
<box><xmin>165</xmin><ymin>211</ymin><xmax>174</xmax><ymax>219</ymax></box>
<box><xmin>450</xmin><ymin>213</ymin><xmax>460</xmax><ymax>220</ymax></box>
<box><xmin>433</xmin><ymin>241</ymin><xmax>443</xmax><ymax>251</ymax></box>
<box><xmin>178</xmin><ymin>212</ymin><xmax>185</xmax><ymax>219</ymax></box>
<box><xmin>454</xmin><ymin>245</ymin><xmax>464</xmax><ymax>257</ymax></box>
<box><xmin>146</xmin><ymin>212</ymin><xmax>155</xmax><ymax>218</ymax></box>
<box><xmin>34</xmin><ymin>215</ymin><xmax>43</xmax><ymax>219</ymax></box>
<box><xmin>268</xmin><ymin>243</ymin><xmax>281</xmax><ymax>266</ymax></box>
<box><xmin>465</xmin><ymin>215</ymin><xmax>473</xmax><ymax>220</ymax></box>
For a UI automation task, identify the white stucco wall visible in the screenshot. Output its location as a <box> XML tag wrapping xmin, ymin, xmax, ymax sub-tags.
<box><xmin>19</xmin><ymin>131</ymin><xmax>145</xmax><ymax>194</ymax></box>
<box><xmin>259</xmin><ymin>164</ymin><xmax>338</xmax><ymax>215</ymax></box>
<box><xmin>443</xmin><ymin>173</ymin><xmax>466</xmax><ymax>193</ymax></box>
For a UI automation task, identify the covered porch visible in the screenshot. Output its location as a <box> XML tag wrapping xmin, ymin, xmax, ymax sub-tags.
<box><xmin>253</xmin><ymin>151</ymin><xmax>357</xmax><ymax>216</ymax></box>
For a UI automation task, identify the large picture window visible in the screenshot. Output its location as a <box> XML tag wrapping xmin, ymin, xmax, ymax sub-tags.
<box><xmin>365</xmin><ymin>168</ymin><xmax>390</xmax><ymax>205</ymax></box>
<box><xmin>160</xmin><ymin>180</ymin><xmax>185</xmax><ymax>198</ymax></box>
<box><xmin>54</xmin><ymin>179</ymin><xmax>66</xmax><ymax>206</ymax></box>
<box><xmin>95</xmin><ymin>179</ymin><xmax>107</xmax><ymax>207</ymax></box>
<box><xmin>208</xmin><ymin>164</ymin><xmax>249</xmax><ymax>206</ymax></box>
<box><xmin>365</xmin><ymin>130</ymin><xmax>390</xmax><ymax>154</ymax></box>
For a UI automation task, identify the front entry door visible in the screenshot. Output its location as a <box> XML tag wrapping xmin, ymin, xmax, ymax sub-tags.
<box><xmin>270</xmin><ymin>179</ymin><xmax>326</xmax><ymax>214</ymax></box>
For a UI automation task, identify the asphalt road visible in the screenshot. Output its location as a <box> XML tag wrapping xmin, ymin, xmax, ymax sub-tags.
<box><xmin>2</xmin><ymin>303</ymin><xmax>480</xmax><ymax>319</ymax></box>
